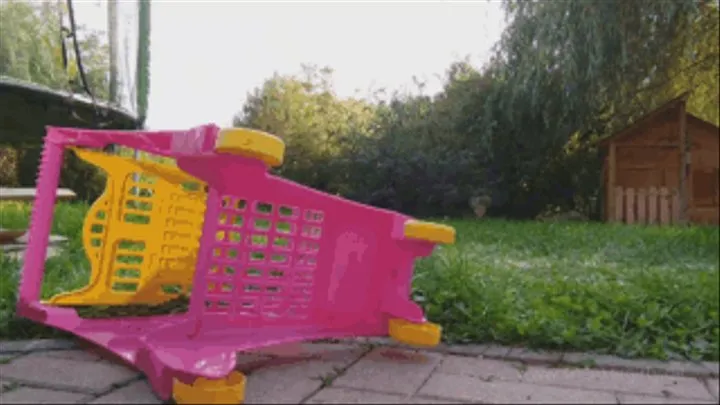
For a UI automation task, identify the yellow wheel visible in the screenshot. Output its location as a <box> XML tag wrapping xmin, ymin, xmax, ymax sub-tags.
<box><xmin>215</xmin><ymin>128</ymin><xmax>285</xmax><ymax>168</ymax></box>
<box><xmin>173</xmin><ymin>371</ymin><xmax>246</xmax><ymax>404</ymax></box>
<box><xmin>403</xmin><ymin>220</ymin><xmax>456</xmax><ymax>245</ymax></box>
<box><xmin>389</xmin><ymin>319</ymin><xmax>442</xmax><ymax>347</ymax></box>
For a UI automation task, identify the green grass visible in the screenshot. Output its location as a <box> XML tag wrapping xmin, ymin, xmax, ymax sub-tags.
<box><xmin>1</xmin><ymin>202</ymin><xmax>718</xmax><ymax>361</ymax></box>
<box><xmin>413</xmin><ymin>219</ymin><xmax>719</xmax><ymax>361</ymax></box>
<box><xmin>1</xmin><ymin>201</ymin><xmax>91</xmax><ymax>339</ymax></box>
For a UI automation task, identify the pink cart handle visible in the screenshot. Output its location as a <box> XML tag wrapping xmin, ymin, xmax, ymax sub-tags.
<box><xmin>45</xmin><ymin>124</ymin><xmax>220</xmax><ymax>157</ymax></box>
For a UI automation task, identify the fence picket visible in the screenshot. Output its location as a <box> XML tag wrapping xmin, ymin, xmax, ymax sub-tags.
<box><xmin>659</xmin><ymin>187</ymin><xmax>670</xmax><ymax>225</ymax></box>
<box><xmin>626</xmin><ymin>188</ymin><xmax>635</xmax><ymax>224</ymax></box>
<box><xmin>612</xmin><ymin>186</ymin><xmax>679</xmax><ymax>226</ymax></box>
<box><xmin>671</xmin><ymin>191</ymin><xmax>681</xmax><ymax>224</ymax></box>
<box><xmin>636</xmin><ymin>188</ymin><xmax>647</xmax><ymax>224</ymax></box>
<box><xmin>648</xmin><ymin>187</ymin><xmax>658</xmax><ymax>225</ymax></box>
<box><xmin>614</xmin><ymin>186</ymin><xmax>624</xmax><ymax>222</ymax></box>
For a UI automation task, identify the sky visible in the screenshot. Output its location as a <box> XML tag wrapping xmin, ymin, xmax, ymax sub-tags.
<box><xmin>74</xmin><ymin>1</ymin><xmax>508</xmax><ymax>130</ymax></box>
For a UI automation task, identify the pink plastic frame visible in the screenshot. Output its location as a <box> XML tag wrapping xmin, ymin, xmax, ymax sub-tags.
<box><xmin>17</xmin><ymin>124</ymin><xmax>439</xmax><ymax>401</ymax></box>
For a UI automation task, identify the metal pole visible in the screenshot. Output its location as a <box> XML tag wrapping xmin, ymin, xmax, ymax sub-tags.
<box><xmin>134</xmin><ymin>0</ymin><xmax>151</xmax><ymax>176</ymax></box>
<box><xmin>108</xmin><ymin>0</ymin><xmax>119</xmax><ymax>104</ymax></box>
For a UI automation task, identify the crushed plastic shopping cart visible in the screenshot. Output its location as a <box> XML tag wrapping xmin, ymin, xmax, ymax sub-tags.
<box><xmin>17</xmin><ymin>124</ymin><xmax>456</xmax><ymax>404</ymax></box>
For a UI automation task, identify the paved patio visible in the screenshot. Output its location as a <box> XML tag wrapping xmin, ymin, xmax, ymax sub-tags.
<box><xmin>1</xmin><ymin>338</ymin><xmax>718</xmax><ymax>404</ymax></box>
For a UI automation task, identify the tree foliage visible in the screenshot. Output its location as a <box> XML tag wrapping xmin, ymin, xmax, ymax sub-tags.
<box><xmin>234</xmin><ymin>65</ymin><xmax>376</xmax><ymax>191</ymax></box>
<box><xmin>233</xmin><ymin>0</ymin><xmax>718</xmax><ymax>220</ymax></box>
<box><xmin>0</xmin><ymin>0</ymin><xmax>110</xmax><ymax>99</ymax></box>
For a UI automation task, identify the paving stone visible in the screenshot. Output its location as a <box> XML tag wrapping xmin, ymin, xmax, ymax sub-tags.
<box><xmin>245</xmin><ymin>361</ymin><xmax>343</xmax><ymax>404</ymax></box>
<box><xmin>437</xmin><ymin>355</ymin><xmax>524</xmax><ymax>382</ymax></box>
<box><xmin>408</xmin><ymin>397</ymin><xmax>464</xmax><ymax>404</ymax></box>
<box><xmin>642</xmin><ymin>361</ymin><xmax>717</xmax><ymax>378</ymax></box>
<box><xmin>562</xmin><ymin>352</ymin><xmax>628</xmax><ymax>368</ymax></box>
<box><xmin>522</xmin><ymin>366</ymin><xmax>713</xmax><ymax>400</ymax></box>
<box><xmin>89</xmin><ymin>380</ymin><xmax>162</xmax><ymax>404</ymax></box>
<box><xmin>617</xmin><ymin>393</ymin><xmax>718</xmax><ymax>404</ymax></box>
<box><xmin>481</xmin><ymin>345</ymin><xmax>512</xmax><ymax>359</ymax></box>
<box><xmin>1</xmin><ymin>380</ymin><xmax>19</xmax><ymax>394</ymax></box>
<box><xmin>235</xmin><ymin>352</ymin><xmax>276</xmax><ymax>372</ymax></box>
<box><xmin>419</xmin><ymin>373</ymin><xmax>617</xmax><ymax>403</ymax></box>
<box><xmin>308</xmin><ymin>344</ymin><xmax>370</xmax><ymax>362</ymax></box>
<box><xmin>0</xmin><ymin>339</ymin><xmax>77</xmax><ymax>354</ymax></box>
<box><xmin>250</xmin><ymin>343</ymin><xmax>365</xmax><ymax>361</ymax></box>
<box><xmin>0</xmin><ymin>352</ymin><xmax>139</xmax><ymax>394</ymax></box>
<box><xmin>706</xmin><ymin>379</ymin><xmax>718</xmax><ymax>399</ymax></box>
<box><xmin>44</xmin><ymin>349</ymin><xmax>102</xmax><ymax>362</ymax></box>
<box><xmin>244</xmin><ymin>346</ymin><xmax>364</xmax><ymax>405</ymax></box>
<box><xmin>249</xmin><ymin>342</ymin><xmax>313</xmax><ymax>357</ymax></box>
<box><xmin>20</xmin><ymin>339</ymin><xmax>77</xmax><ymax>352</ymax></box>
<box><xmin>239</xmin><ymin>343</ymin><xmax>366</xmax><ymax>375</ymax></box>
<box><xmin>332</xmin><ymin>347</ymin><xmax>442</xmax><ymax>396</ymax></box>
<box><xmin>416</xmin><ymin>343</ymin><xmax>451</xmax><ymax>354</ymax></box>
<box><xmin>1</xmin><ymin>353</ymin><xmax>18</xmax><ymax>364</ymax></box>
<box><xmin>307</xmin><ymin>387</ymin><xmax>408</xmax><ymax>403</ymax></box>
<box><xmin>560</xmin><ymin>353</ymin><xmax>710</xmax><ymax>377</ymax></box>
<box><xmin>506</xmin><ymin>348</ymin><xmax>563</xmax><ymax>364</ymax></box>
<box><xmin>0</xmin><ymin>340</ymin><xmax>28</xmax><ymax>354</ymax></box>
<box><xmin>348</xmin><ymin>337</ymin><xmax>392</xmax><ymax>347</ymax></box>
<box><xmin>306</xmin><ymin>388</ymin><xmax>466</xmax><ymax>404</ymax></box>
<box><xmin>75</xmin><ymin>344</ymin><xmax>130</xmax><ymax>367</ymax></box>
<box><xmin>438</xmin><ymin>344</ymin><xmax>488</xmax><ymax>357</ymax></box>
<box><xmin>703</xmin><ymin>362</ymin><xmax>720</xmax><ymax>377</ymax></box>
<box><xmin>299</xmin><ymin>343</ymin><xmax>365</xmax><ymax>360</ymax></box>
<box><xmin>0</xmin><ymin>387</ymin><xmax>89</xmax><ymax>404</ymax></box>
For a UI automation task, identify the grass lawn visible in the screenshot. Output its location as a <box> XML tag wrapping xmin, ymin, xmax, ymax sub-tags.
<box><xmin>1</xmin><ymin>201</ymin><xmax>718</xmax><ymax>361</ymax></box>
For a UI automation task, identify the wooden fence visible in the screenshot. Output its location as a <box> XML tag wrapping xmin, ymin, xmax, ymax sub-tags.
<box><xmin>611</xmin><ymin>187</ymin><xmax>681</xmax><ymax>225</ymax></box>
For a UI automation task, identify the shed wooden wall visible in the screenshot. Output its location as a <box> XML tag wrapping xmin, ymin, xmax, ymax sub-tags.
<box><xmin>687</xmin><ymin>116</ymin><xmax>720</xmax><ymax>225</ymax></box>
<box><xmin>612</xmin><ymin>111</ymin><xmax>682</xmax><ymax>191</ymax></box>
<box><xmin>603</xmin><ymin>103</ymin><xmax>719</xmax><ymax>226</ymax></box>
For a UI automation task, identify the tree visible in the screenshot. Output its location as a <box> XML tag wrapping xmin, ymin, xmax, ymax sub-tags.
<box><xmin>636</xmin><ymin>2</ymin><xmax>719</xmax><ymax>125</ymax></box>
<box><xmin>234</xmin><ymin>65</ymin><xmax>376</xmax><ymax>191</ymax></box>
<box><xmin>231</xmin><ymin>0</ymin><xmax>718</xmax><ymax>219</ymax></box>
<box><xmin>453</xmin><ymin>0</ymin><xmax>718</xmax><ymax>218</ymax></box>
<box><xmin>0</xmin><ymin>0</ymin><xmax>110</xmax><ymax>99</ymax></box>
<box><xmin>495</xmin><ymin>0</ymin><xmax>714</xmax><ymax>132</ymax></box>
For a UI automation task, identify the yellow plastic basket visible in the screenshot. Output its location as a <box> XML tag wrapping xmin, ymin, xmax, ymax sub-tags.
<box><xmin>47</xmin><ymin>148</ymin><xmax>207</xmax><ymax>306</ymax></box>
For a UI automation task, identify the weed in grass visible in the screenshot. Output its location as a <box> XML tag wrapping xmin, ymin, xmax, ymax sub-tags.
<box><xmin>312</xmin><ymin>365</ymin><xmax>345</xmax><ymax>388</ymax></box>
<box><xmin>313</xmin><ymin>373</ymin><xmax>336</xmax><ymax>388</ymax></box>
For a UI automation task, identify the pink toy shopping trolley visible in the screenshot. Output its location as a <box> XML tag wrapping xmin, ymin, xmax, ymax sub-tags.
<box><xmin>17</xmin><ymin>124</ymin><xmax>456</xmax><ymax>404</ymax></box>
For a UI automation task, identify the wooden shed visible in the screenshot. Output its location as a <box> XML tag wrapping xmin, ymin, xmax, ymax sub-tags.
<box><xmin>599</xmin><ymin>93</ymin><xmax>719</xmax><ymax>226</ymax></box>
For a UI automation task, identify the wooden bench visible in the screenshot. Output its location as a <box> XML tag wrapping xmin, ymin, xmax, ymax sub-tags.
<box><xmin>0</xmin><ymin>187</ymin><xmax>77</xmax><ymax>202</ymax></box>
<box><xmin>0</xmin><ymin>187</ymin><xmax>76</xmax><ymax>256</ymax></box>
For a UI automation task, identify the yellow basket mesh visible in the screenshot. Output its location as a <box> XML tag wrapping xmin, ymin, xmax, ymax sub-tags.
<box><xmin>47</xmin><ymin>148</ymin><xmax>207</xmax><ymax>306</ymax></box>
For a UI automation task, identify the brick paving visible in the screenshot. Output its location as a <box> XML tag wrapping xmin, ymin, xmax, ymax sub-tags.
<box><xmin>0</xmin><ymin>339</ymin><xmax>718</xmax><ymax>404</ymax></box>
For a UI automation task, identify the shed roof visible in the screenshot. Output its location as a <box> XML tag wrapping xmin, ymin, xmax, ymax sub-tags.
<box><xmin>0</xmin><ymin>76</ymin><xmax>140</xmax><ymax>146</ymax></box>
<box><xmin>597</xmin><ymin>92</ymin><xmax>692</xmax><ymax>148</ymax></box>
<box><xmin>597</xmin><ymin>93</ymin><xmax>720</xmax><ymax>149</ymax></box>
